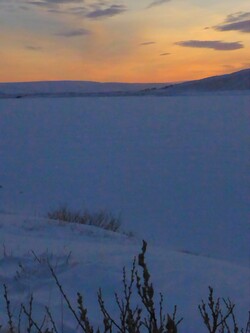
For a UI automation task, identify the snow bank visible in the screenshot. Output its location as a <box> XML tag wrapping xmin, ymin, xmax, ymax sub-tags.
<box><xmin>0</xmin><ymin>213</ymin><xmax>249</xmax><ymax>332</ymax></box>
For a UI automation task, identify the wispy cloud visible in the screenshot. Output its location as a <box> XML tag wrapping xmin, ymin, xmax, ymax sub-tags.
<box><xmin>147</xmin><ymin>0</ymin><xmax>171</xmax><ymax>9</ymax></box>
<box><xmin>55</xmin><ymin>27</ymin><xmax>90</xmax><ymax>37</ymax></box>
<box><xmin>86</xmin><ymin>4</ymin><xmax>126</xmax><ymax>19</ymax></box>
<box><xmin>212</xmin><ymin>12</ymin><xmax>250</xmax><ymax>33</ymax></box>
<box><xmin>160</xmin><ymin>52</ymin><xmax>170</xmax><ymax>56</ymax></box>
<box><xmin>175</xmin><ymin>40</ymin><xmax>244</xmax><ymax>51</ymax></box>
<box><xmin>140</xmin><ymin>41</ymin><xmax>156</xmax><ymax>46</ymax></box>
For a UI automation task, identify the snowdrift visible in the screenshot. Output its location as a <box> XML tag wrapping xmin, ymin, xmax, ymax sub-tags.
<box><xmin>0</xmin><ymin>213</ymin><xmax>249</xmax><ymax>332</ymax></box>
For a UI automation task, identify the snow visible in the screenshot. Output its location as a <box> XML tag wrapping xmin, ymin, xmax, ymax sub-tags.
<box><xmin>0</xmin><ymin>81</ymin><xmax>166</xmax><ymax>96</ymax></box>
<box><xmin>0</xmin><ymin>213</ymin><xmax>249</xmax><ymax>332</ymax></box>
<box><xmin>0</xmin><ymin>68</ymin><xmax>249</xmax><ymax>98</ymax></box>
<box><xmin>156</xmin><ymin>68</ymin><xmax>250</xmax><ymax>94</ymax></box>
<box><xmin>0</xmin><ymin>92</ymin><xmax>249</xmax><ymax>331</ymax></box>
<box><xmin>0</xmin><ymin>95</ymin><xmax>249</xmax><ymax>262</ymax></box>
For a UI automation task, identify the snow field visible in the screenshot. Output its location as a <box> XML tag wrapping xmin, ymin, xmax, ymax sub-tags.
<box><xmin>0</xmin><ymin>94</ymin><xmax>249</xmax><ymax>331</ymax></box>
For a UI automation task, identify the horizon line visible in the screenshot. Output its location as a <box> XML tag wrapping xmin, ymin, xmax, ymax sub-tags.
<box><xmin>0</xmin><ymin>67</ymin><xmax>249</xmax><ymax>85</ymax></box>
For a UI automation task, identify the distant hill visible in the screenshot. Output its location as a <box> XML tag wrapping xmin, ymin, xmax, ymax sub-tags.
<box><xmin>156</xmin><ymin>68</ymin><xmax>250</xmax><ymax>95</ymax></box>
<box><xmin>0</xmin><ymin>68</ymin><xmax>249</xmax><ymax>98</ymax></box>
<box><xmin>0</xmin><ymin>81</ymin><xmax>166</xmax><ymax>97</ymax></box>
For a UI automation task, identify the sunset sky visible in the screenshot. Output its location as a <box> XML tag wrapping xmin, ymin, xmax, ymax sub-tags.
<box><xmin>1</xmin><ymin>0</ymin><xmax>249</xmax><ymax>83</ymax></box>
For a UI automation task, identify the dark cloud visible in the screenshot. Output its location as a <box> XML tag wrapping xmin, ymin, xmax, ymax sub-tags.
<box><xmin>86</xmin><ymin>4</ymin><xmax>126</xmax><ymax>18</ymax></box>
<box><xmin>27</xmin><ymin>1</ymin><xmax>50</xmax><ymax>7</ymax></box>
<box><xmin>26</xmin><ymin>0</ymin><xmax>82</xmax><ymax>7</ymax></box>
<box><xmin>50</xmin><ymin>0</ymin><xmax>81</xmax><ymax>2</ymax></box>
<box><xmin>56</xmin><ymin>27</ymin><xmax>90</xmax><ymax>37</ymax></box>
<box><xmin>140</xmin><ymin>41</ymin><xmax>156</xmax><ymax>45</ymax></box>
<box><xmin>214</xmin><ymin>20</ymin><xmax>250</xmax><ymax>33</ymax></box>
<box><xmin>26</xmin><ymin>0</ymin><xmax>127</xmax><ymax>19</ymax></box>
<box><xmin>51</xmin><ymin>0</ymin><xmax>82</xmax><ymax>2</ymax></box>
<box><xmin>175</xmin><ymin>40</ymin><xmax>244</xmax><ymax>51</ymax></box>
<box><xmin>147</xmin><ymin>0</ymin><xmax>171</xmax><ymax>8</ymax></box>
<box><xmin>224</xmin><ymin>11</ymin><xmax>250</xmax><ymax>23</ymax></box>
<box><xmin>160</xmin><ymin>52</ymin><xmax>170</xmax><ymax>56</ymax></box>
<box><xmin>28</xmin><ymin>0</ymin><xmax>82</xmax><ymax>4</ymax></box>
<box><xmin>212</xmin><ymin>12</ymin><xmax>250</xmax><ymax>33</ymax></box>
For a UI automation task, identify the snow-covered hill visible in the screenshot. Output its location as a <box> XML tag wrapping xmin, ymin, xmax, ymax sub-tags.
<box><xmin>0</xmin><ymin>81</ymin><xmax>166</xmax><ymax>97</ymax></box>
<box><xmin>157</xmin><ymin>68</ymin><xmax>250</xmax><ymax>95</ymax></box>
<box><xmin>0</xmin><ymin>213</ymin><xmax>249</xmax><ymax>332</ymax></box>
<box><xmin>0</xmin><ymin>69</ymin><xmax>249</xmax><ymax>98</ymax></box>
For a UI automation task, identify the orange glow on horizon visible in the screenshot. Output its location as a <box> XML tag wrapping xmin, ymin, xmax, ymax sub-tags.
<box><xmin>0</xmin><ymin>1</ymin><xmax>249</xmax><ymax>83</ymax></box>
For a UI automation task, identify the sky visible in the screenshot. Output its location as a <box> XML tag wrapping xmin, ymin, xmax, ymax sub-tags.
<box><xmin>0</xmin><ymin>0</ymin><xmax>249</xmax><ymax>83</ymax></box>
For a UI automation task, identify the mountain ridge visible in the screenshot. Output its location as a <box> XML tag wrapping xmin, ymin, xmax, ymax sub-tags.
<box><xmin>156</xmin><ymin>68</ymin><xmax>250</xmax><ymax>94</ymax></box>
<box><xmin>0</xmin><ymin>68</ymin><xmax>249</xmax><ymax>98</ymax></box>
